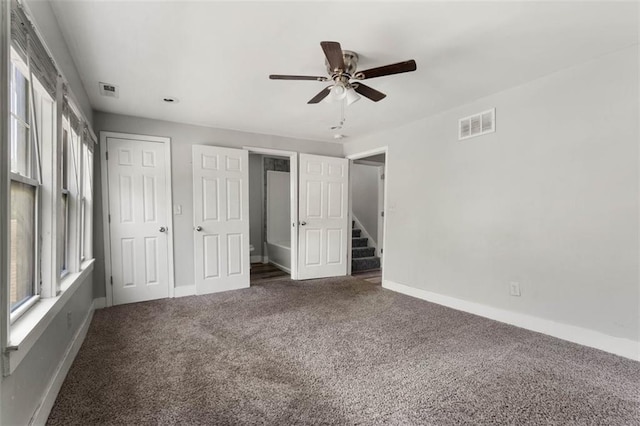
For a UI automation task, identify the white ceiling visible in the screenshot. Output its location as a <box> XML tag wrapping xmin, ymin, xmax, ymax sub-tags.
<box><xmin>49</xmin><ymin>1</ymin><xmax>638</xmax><ymax>143</ymax></box>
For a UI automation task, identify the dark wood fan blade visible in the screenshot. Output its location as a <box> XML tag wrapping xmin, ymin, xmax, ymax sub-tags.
<box><xmin>320</xmin><ymin>41</ymin><xmax>345</xmax><ymax>72</ymax></box>
<box><xmin>355</xmin><ymin>60</ymin><xmax>417</xmax><ymax>80</ymax></box>
<box><xmin>269</xmin><ymin>74</ymin><xmax>329</xmax><ymax>81</ymax></box>
<box><xmin>307</xmin><ymin>87</ymin><xmax>331</xmax><ymax>104</ymax></box>
<box><xmin>353</xmin><ymin>83</ymin><xmax>386</xmax><ymax>102</ymax></box>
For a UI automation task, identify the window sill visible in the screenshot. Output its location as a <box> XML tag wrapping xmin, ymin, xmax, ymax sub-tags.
<box><xmin>4</xmin><ymin>258</ymin><xmax>95</xmax><ymax>376</ymax></box>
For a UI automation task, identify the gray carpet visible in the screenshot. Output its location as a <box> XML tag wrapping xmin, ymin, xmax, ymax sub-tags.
<box><xmin>48</xmin><ymin>276</ymin><xmax>640</xmax><ymax>425</ymax></box>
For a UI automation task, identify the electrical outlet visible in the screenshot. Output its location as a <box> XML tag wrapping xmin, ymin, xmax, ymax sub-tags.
<box><xmin>66</xmin><ymin>311</ymin><xmax>72</xmax><ymax>329</ymax></box>
<box><xmin>509</xmin><ymin>282</ymin><xmax>521</xmax><ymax>297</ymax></box>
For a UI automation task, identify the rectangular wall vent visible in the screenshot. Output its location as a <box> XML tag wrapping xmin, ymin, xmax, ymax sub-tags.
<box><xmin>99</xmin><ymin>82</ymin><xmax>119</xmax><ymax>98</ymax></box>
<box><xmin>459</xmin><ymin>108</ymin><xmax>495</xmax><ymax>140</ymax></box>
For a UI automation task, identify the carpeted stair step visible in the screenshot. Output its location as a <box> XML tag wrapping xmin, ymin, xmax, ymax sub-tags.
<box><xmin>352</xmin><ymin>228</ymin><xmax>361</xmax><ymax>238</ymax></box>
<box><xmin>352</xmin><ymin>246</ymin><xmax>375</xmax><ymax>258</ymax></box>
<box><xmin>352</xmin><ymin>256</ymin><xmax>381</xmax><ymax>272</ymax></box>
<box><xmin>352</xmin><ymin>237</ymin><xmax>368</xmax><ymax>248</ymax></box>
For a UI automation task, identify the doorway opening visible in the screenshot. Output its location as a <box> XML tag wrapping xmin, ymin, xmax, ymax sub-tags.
<box><xmin>347</xmin><ymin>148</ymin><xmax>387</xmax><ymax>285</ymax></box>
<box><xmin>245</xmin><ymin>147</ymin><xmax>298</xmax><ymax>283</ymax></box>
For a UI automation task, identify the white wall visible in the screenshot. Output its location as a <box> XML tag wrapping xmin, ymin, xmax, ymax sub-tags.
<box><xmin>343</xmin><ymin>46</ymin><xmax>639</xmax><ymax>347</ymax></box>
<box><xmin>351</xmin><ymin>163</ymin><xmax>380</xmax><ymax>244</ymax></box>
<box><xmin>93</xmin><ymin>112</ymin><xmax>343</xmax><ymax>296</ymax></box>
<box><xmin>267</xmin><ymin>171</ymin><xmax>291</xmax><ymax>245</ymax></box>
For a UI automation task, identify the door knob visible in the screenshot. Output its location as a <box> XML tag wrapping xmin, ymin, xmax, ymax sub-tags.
<box><xmin>300</xmin><ymin>221</ymin><xmax>307</xmax><ymax>226</ymax></box>
<box><xmin>159</xmin><ymin>226</ymin><xmax>167</xmax><ymax>232</ymax></box>
<box><xmin>195</xmin><ymin>226</ymin><xmax>203</xmax><ymax>232</ymax></box>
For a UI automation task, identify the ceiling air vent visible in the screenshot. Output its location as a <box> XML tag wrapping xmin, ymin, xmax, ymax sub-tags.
<box><xmin>99</xmin><ymin>82</ymin><xmax>119</xmax><ymax>98</ymax></box>
<box><xmin>459</xmin><ymin>108</ymin><xmax>495</xmax><ymax>140</ymax></box>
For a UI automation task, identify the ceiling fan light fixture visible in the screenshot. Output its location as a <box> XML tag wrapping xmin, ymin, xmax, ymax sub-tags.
<box><xmin>345</xmin><ymin>87</ymin><xmax>360</xmax><ymax>106</ymax></box>
<box><xmin>329</xmin><ymin>82</ymin><xmax>347</xmax><ymax>101</ymax></box>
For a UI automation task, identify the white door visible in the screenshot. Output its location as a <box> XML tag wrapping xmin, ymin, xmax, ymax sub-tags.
<box><xmin>192</xmin><ymin>145</ymin><xmax>250</xmax><ymax>294</ymax></box>
<box><xmin>298</xmin><ymin>154</ymin><xmax>349</xmax><ymax>279</ymax></box>
<box><xmin>107</xmin><ymin>137</ymin><xmax>171</xmax><ymax>305</ymax></box>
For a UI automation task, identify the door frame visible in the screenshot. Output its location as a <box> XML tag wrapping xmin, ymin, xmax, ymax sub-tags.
<box><xmin>243</xmin><ymin>146</ymin><xmax>298</xmax><ymax>280</ymax></box>
<box><xmin>346</xmin><ymin>146</ymin><xmax>388</xmax><ymax>279</ymax></box>
<box><xmin>100</xmin><ymin>131</ymin><xmax>175</xmax><ymax>307</ymax></box>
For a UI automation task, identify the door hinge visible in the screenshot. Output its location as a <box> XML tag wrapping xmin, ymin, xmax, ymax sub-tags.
<box><xmin>380</xmin><ymin>173</ymin><xmax>385</xmax><ymax>180</ymax></box>
<box><xmin>381</xmin><ymin>248</ymin><xmax>383</xmax><ymax>254</ymax></box>
<box><xmin>108</xmin><ymin>214</ymin><xmax>111</xmax><ymax>223</ymax></box>
<box><xmin>381</xmin><ymin>211</ymin><xmax>384</xmax><ymax>217</ymax></box>
<box><xmin>105</xmin><ymin>151</ymin><xmax>109</xmax><ymax>161</ymax></box>
<box><xmin>110</xmin><ymin>276</ymin><xmax>113</xmax><ymax>286</ymax></box>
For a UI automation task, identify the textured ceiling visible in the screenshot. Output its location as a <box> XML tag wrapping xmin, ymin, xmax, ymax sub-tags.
<box><xmin>49</xmin><ymin>1</ymin><xmax>638</xmax><ymax>143</ymax></box>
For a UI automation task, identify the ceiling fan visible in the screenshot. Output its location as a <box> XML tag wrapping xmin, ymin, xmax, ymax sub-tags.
<box><xmin>269</xmin><ymin>41</ymin><xmax>417</xmax><ymax>105</ymax></box>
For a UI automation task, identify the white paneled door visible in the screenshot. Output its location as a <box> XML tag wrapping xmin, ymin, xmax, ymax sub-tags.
<box><xmin>192</xmin><ymin>145</ymin><xmax>250</xmax><ymax>294</ymax></box>
<box><xmin>106</xmin><ymin>136</ymin><xmax>171</xmax><ymax>305</ymax></box>
<box><xmin>298</xmin><ymin>154</ymin><xmax>349</xmax><ymax>279</ymax></box>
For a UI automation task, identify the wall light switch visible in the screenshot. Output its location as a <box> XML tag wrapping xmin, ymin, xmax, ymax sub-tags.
<box><xmin>174</xmin><ymin>204</ymin><xmax>182</xmax><ymax>215</ymax></box>
<box><xmin>509</xmin><ymin>281</ymin><xmax>521</xmax><ymax>297</ymax></box>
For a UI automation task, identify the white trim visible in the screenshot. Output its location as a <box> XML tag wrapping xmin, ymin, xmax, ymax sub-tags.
<box><xmin>6</xmin><ymin>260</ymin><xmax>94</xmax><ymax>375</ymax></box>
<box><xmin>9</xmin><ymin>295</ymin><xmax>40</xmax><ymax>325</ymax></box>
<box><xmin>250</xmin><ymin>255</ymin><xmax>263</xmax><ymax>263</ymax></box>
<box><xmin>99</xmin><ymin>134</ymin><xmax>112</xmax><ymax>306</ymax></box>
<box><xmin>383</xmin><ymin>279</ymin><xmax>640</xmax><ymax>362</ymax></box>
<box><xmin>174</xmin><ymin>285</ymin><xmax>196</xmax><ymax>298</ymax></box>
<box><xmin>100</xmin><ymin>131</ymin><xmax>175</xmax><ymax>306</ymax></box>
<box><xmin>93</xmin><ymin>297</ymin><xmax>106</xmax><ymax>310</ymax></box>
<box><xmin>164</xmin><ymin>139</ymin><xmax>175</xmax><ymax>298</ymax></box>
<box><xmin>377</xmin><ymin>165</ymin><xmax>384</xmax><ymax>259</ymax></box>
<box><xmin>269</xmin><ymin>261</ymin><xmax>291</xmax><ymax>274</ymax></box>
<box><xmin>29</xmin><ymin>297</ymin><xmax>98</xmax><ymax>426</ymax></box>
<box><xmin>243</xmin><ymin>146</ymin><xmax>299</xmax><ymax>280</ymax></box>
<box><xmin>345</xmin><ymin>147</ymin><xmax>388</xmax><ymax>161</ymax></box>
<box><xmin>346</xmin><ymin>146</ymin><xmax>389</xmax><ymax>279</ymax></box>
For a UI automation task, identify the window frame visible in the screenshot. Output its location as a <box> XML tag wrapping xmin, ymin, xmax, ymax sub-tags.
<box><xmin>8</xmin><ymin>51</ymin><xmax>41</xmax><ymax>323</ymax></box>
<box><xmin>79</xmin><ymin>137</ymin><xmax>93</xmax><ymax>263</ymax></box>
<box><xmin>60</xmin><ymin>117</ymin><xmax>83</xmax><ymax>277</ymax></box>
<box><xmin>60</xmin><ymin>125</ymin><xmax>70</xmax><ymax>277</ymax></box>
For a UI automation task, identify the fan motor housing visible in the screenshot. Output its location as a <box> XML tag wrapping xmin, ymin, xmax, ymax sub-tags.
<box><xmin>326</xmin><ymin>50</ymin><xmax>359</xmax><ymax>78</ymax></box>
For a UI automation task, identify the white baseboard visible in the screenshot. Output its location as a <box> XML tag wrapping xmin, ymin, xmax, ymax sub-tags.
<box><xmin>93</xmin><ymin>297</ymin><xmax>106</xmax><ymax>309</ymax></box>
<box><xmin>269</xmin><ymin>261</ymin><xmax>291</xmax><ymax>274</ymax></box>
<box><xmin>383</xmin><ymin>279</ymin><xmax>640</xmax><ymax>362</ymax></box>
<box><xmin>30</xmin><ymin>299</ymin><xmax>98</xmax><ymax>426</ymax></box>
<box><xmin>251</xmin><ymin>255</ymin><xmax>263</xmax><ymax>263</ymax></box>
<box><xmin>174</xmin><ymin>285</ymin><xmax>196</xmax><ymax>298</ymax></box>
<box><xmin>197</xmin><ymin>282</ymin><xmax>249</xmax><ymax>295</ymax></box>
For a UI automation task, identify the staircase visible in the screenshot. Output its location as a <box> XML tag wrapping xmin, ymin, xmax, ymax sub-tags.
<box><xmin>351</xmin><ymin>221</ymin><xmax>381</xmax><ymax>272</ymax></box>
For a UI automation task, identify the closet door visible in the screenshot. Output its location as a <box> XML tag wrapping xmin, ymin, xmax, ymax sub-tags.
<box><xmin>192</xmin><ymin>145</ymin><xmax>249</xmax><ymax>294</ymax></box>
<box><xmin>298</xmin><ymin>154</ymin><xmax>349</xmax><ymax>279</ymax></box>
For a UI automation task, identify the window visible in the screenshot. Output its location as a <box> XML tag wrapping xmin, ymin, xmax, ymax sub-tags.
<box><xmin>4</xmin><ymin>1</ymin><xmax>97</xmax><ymax>374</ymax></box>
<box><xmin>61</xmin><ymin>126</ymin><xmax>70</xmax><ymax>275</ymax></box>
<box><xmin>9</xmin><ymin>54</ymin><xmax>40</xmax><ymax>317</ymax></box>
<box><xmin>81</xmin><ymin>138</ymin><xmax>94</xmax><ymax>262</ymax></box>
